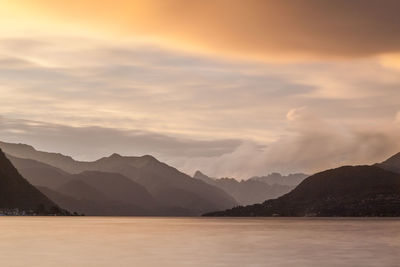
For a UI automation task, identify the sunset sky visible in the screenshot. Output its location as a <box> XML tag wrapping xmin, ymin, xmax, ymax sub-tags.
<box><xmin>1</xmin><ymin>0</ymin><xmax>400</xmax><ymax>178</ymax></box>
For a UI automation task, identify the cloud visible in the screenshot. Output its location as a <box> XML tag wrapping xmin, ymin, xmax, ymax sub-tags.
<box><xmin>6</xmin><ymin>0</ymin><xmax>400</xmax><ymax>60</ymax></box>
<box><xmin>1</xmin><ymin>36</ymin><xmax>400</xmax><ymax>179</ymax></box>
<box><xmin>0</xmin><ymin>116</ymin><xmax>241</xmax><ymax>160</ymax></box>
<box><xmin>286</xmin><ymin>107</ymin><xmax>309</xmax><ymax>121</ymax></box>
<box><xmin>173</xmin><ymin>106</ymin><xmax>400</xmax><ymax>179</ymax></box>
<box><xmin>0</xmin><ymin>36</ymin><xmax>316</xmax><ymax>143</ymax></box>
<box><xmin>170</xmin><ymin>141</ymin><xmax>269</xmax><ymax>179</ymax></box>
<box><xmin>380</xmin><ymin>53</ymin><xmax>400</xmax><ymax>71</ymax></box>
<box><xmin>395</xmin><ymin>111</ymin><xmax>400</xmax><ymax>124</ymax></box>
<box><xmin>261</xmin><ymin>107</ymin><xmax>400</xmax><ymax>175</ymax></box>
<box><xmin>2</xmin><ymin>109</ymin><xmax>400</xmax><ymax>180</ymax></box>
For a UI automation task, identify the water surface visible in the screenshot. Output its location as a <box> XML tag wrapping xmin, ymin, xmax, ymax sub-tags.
<box><xmin>0</xmin><ymin>217</ymin><xmax>399</xmax><ymax>266</ymax></box>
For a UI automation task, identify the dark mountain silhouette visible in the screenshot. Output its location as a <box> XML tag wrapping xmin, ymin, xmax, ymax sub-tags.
<box><xmin>57</xmin><ymin>179</ymin><xmax>109</xmax><ymax>203</ymax></box>
<box><xmin>6</xmin><ymin>152</ymin><xmax>161</xmax><ymax>215</ymax></box>
<box><xmin>205</xmin><ymin>165</ymin><xmax>400</xmax><ymax>217</ymax></box>
<box><xmin>6</xmin><ymin>154</ymin><xmax>70</xmax><ymax>189</ymax></box>
<box><xmin>377</xmin><ymin>152</ymin><xmax>400</xmax><ymax>174</ymax></box>
<box><xmin>0</xmin><ymin>148</ymin><xmax>66</xmax><ymax>214</ymax></box>
<box><xmin>0</xmin><ymin>141</ymin><xmax>237</xmax><ymax>215</ymax></box>
<box><xmin>36</xmin><ymin>185</ymin><xmax>144</xmax><ymax>216</ymax></box>
<box><xmin>37</xmin><ymin>186</ymin><xmax>95</xmax><ymax>215</ymax></box>
<box><xmin>194</xmin><ymin>171</ymin><xmax>293</xmax><ymax>205</ymax></box>
<box><xmin>70</xmin><ymin>171</ymin><xmax>156</xmax><ymax>207</ymax></box>
<box><xmin>249</xmin><ymin>172</ymin><xmax>308</xmax><ymax>186</ymax></box>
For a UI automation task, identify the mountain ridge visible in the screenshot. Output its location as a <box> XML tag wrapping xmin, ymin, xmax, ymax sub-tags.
<box><xmin>204</xmin><ymin>165</ymin><xmax>400</xmax><ymax>217</ymax></box>
<box><xmin>193</xmin><ymin>171</ymin><xmax>294</xmax><ymax>205</ymax></box>
<box><xmin>0</xmin><ymin>141</ymin><xmax>237</xmax><ymax>215</ymax></box>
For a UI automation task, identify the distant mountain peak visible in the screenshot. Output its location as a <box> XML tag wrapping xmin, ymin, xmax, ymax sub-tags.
<box><xmin>269</xmin><ymin>172</ymin><xmax>282</xmax><ymax>177</ymax></box>
<box><xmin>141</xmin><ymin>154</ymin><xmax>157</xmax><ymax>161</ymax></box>
<box><xmin>103</xmin><ymin>153</ymin><xmax>158</xmax><ymax>163</ymax></box>
<box><xmin>194</xmin><ymin>170</ymin><xmax>207</xmax><ymax>177</ymax></box>
<box><xmin>109</xmin><ymin>153</ymin><xmax>122</xmax><ymax>158</ymax></box>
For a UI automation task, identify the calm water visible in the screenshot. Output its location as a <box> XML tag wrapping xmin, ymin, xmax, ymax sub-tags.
<box><xmin>0</xmin><ymin>217</ymin><xmax>399</xmax><ymax>267</ymax></box>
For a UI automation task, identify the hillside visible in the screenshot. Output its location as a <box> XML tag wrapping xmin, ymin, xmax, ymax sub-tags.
<box><xmin>57</xmin><ymin>179</ymin><xmax>109</xmax><ymax>203</ymax></box>
<box><xmin>377</xmin><ymin>152</ymin><xmax>400</xmax><ymax>174</ymax></box>
<box><xmin>6</xmin><ymin>154</ymin><xmax>70</xmax><ymax>189</ymax></box>
<box><xmin>0</xmin><ymin>148</ymin><xmax>66</xmax><ymax>214</ymax></box>
<box><xmin>37</xmin><ymin>186</ymin><xmax>93</xmax><ymax>215</ymax></box>
<box><xmin>205</xmin><ymin>165</ymin><xmax>400</xmax><ymax>217</ymax></box>
<box><xmin>56</xmin><ymin>171</ymin><xmax>157</xmax><ymax>215</ymax></box>
<box><xmin>37</xmin><ymin>186</ymin><xmax>141</xmax><ymax>216</ymax></box>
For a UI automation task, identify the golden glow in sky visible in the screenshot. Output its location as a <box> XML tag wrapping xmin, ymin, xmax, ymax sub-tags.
<box><xmin>5</xmin><ymin>0</ymin><xmax>400</xmax><ymax>61</ymax></box>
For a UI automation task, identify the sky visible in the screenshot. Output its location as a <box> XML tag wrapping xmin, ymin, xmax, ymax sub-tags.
<box><xmin>1</xmin><ymin>0</ymin><xmax>400</xmax><ymax>179</ymax></box>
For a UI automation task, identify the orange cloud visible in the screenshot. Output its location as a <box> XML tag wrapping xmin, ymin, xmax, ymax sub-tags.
<box><xmin>6</xmin><ymin>0</ymin><xmax>400</xmax><ymax>60</ymax></box>
<box><xmin>380</xmin><ymin>53</ymin><xmax>400</xmax><ymax>71</ymax></box>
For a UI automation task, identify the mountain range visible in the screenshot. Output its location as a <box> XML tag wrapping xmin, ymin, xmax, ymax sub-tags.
<box><xmin>205</xmin><ymin>154</ymin><xmax>400</xmax><ymax>217</ymax></box>
<box><xmin>249</xmin><ymin>172</ymin><xmax>308</xmax><ymax>186</ymax></box>
<box><xmin>0</xmin><ymin>141</ymin><xmax>237</xmax><ymax>215</ymax></box>
<box><xmin>3</xmin><ymin>140</ymin><xmax>400</xmax><ymax>217</ymax></box>
<box><xmin>193</xmin><ymin>171</ymin><xmax>303</xmax><ymax>205</ymax></box>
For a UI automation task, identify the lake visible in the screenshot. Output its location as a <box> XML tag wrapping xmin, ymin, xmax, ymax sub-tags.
<box><xmin>0</xmin><ymin>217</ymin><xmax>399</xmax><ymax>266</ymax></box>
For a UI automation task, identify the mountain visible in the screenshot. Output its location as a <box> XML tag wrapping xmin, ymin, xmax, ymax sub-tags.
<box><xmin>70</xmin><ymin>171</ymin><xmax>156</xmax><ymax>208</ymax></box>
<box><xmin>44</xmin><ymin>178</ymin><xmax>153</xmax><ymax>216</ymax></box>
<box><xmin>57</xmin><ymin>179</ymin><xmax>109</xmax><ymax>204</ymax></box>
<box><xmin>0</xmin><ymin>141</ymin><xmax>237</xmax><ymax>215</ymax></box>
<box><xmin>6</xmin><ymin>153</ymin><xmax>160</xmax><ymax>215</ymax></box>
<box><xmin>249</xmin><ymin>172</ymin><xmax>308</xmax><ymax>186</ymax></box>
<box><xmin>204</xmin><ymin>165</ymin><xmax>400</xmax><ymax>217</ymax></box>
<box><xmin>6</xmin><ymin>152</ymin><xmax>161</xmax><ymax>215</ymax></box>
<box><xmin>6</xmin><ymin>154</ymin><xmax>70</xmax><ymax>189</ymax></box>
<box><xmin>37</xmin><ymin>186</ymin><xmax>93</xmax><ymax>215</ymax></box>
<box><xmin>193</xmin><ymin>171</ymin><xmax>293</xmax><ymax>205</ymax></box>
<box><xmin>377</xmin><ymin>152</ymin><xmax>400</xmax><ymax>174</ymax></box>
<box><xmin>38</xmin><ymin>171</ymin><xmax>162</xmax><ymax>216</ymax></box>
<box><xmin>43</xmin><ymin>170</ymin><xmax>197</xmax><ymax>216</ymax></box>
<box><xmin>193</xmin><ymin>170</ymin><xmax>216</xmax><ymax>184</ymax></box>
<box><xmin>37</xmin><ymin>185</ymin><xmax>134</xmax><ymax>216</ymax></box>
<box><xmin>0</xmin><ymin>142</ymin><xmax>79</xmax><ymax>172</ymax></box>
<box><xmin>0</xmin><ymin>148</ymin><xmax>66</xmax><ymax>214</ymax></box>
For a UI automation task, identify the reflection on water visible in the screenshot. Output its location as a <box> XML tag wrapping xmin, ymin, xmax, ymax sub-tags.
<box><xmin>0</xmin><ymin>217</ymin><xmax>399</xmax><ymax>266</ymax></box>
